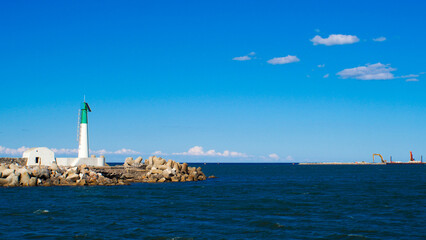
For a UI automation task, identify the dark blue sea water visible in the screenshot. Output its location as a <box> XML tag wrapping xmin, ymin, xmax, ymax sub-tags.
<box><xmin>0</xmin><ymin>164</ymin><xmax>425</xmax><ymax>239</ymax></box>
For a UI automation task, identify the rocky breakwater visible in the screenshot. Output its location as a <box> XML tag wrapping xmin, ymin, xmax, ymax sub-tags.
<box><xmin>0</xmin><ymin>156</ymin><xmax>209</xmax><ymax>187</ymax></box>
<box><xmin>140</xmin><ymin>156</ymin><xmax>207</xmax><ymax>183</ymax></box>
<box><xmin>0</xmin><ymin>163</ymin><xmax>126</xmax><ymax>187</ymax></box>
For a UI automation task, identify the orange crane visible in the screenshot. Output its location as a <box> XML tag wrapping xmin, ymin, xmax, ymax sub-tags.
<box><xmin>372</xmin><ymin>153</ymin><xmax>386</xmax><ymax>163</ymax></box>
<box><xmin>410</xmin><ymin>151</ymin><xmax>415</xmax><ymax>161</ymax></box>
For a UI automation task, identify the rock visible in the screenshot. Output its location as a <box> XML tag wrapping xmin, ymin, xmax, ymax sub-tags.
<box><xmin>181</xmin><ymin>163</ymin><xmax>188</xmax><ymax>174</ymax></box>
<box><xmin>43</xmin><ymin>179</ymin><xmax>53</xmax><ymax>186</ymax></box>
<box><xmin>171</xmin><ymin>176</ymin><xmax>179</xmax><ymax>182</ymax></box>
<box><xmin>166</xmin><ymin>160</ymin><xmax>173</xmax><ymax>168</ymax></box>
<box><xmin>49</xmin><ymin>162</ymin><xmax>59</xmax><ymax>172</ymax></box>
<box><xmin>150</xmin><ymin>169</ymin><xmax>163</xmax><ymax>174</ymax></box>
<box><xmin>0</xmin><ymin>165</ymin><xmax>6</xmax><ymax>177</ymax></box>
<box><xmin>180</xmin><ymin>175</ymin><xmax>186</xmax><ymax>182</ymax></box>
<box><xmin>162</xmin><ymin>168</ymin><xmax>173</xmax><ymax>179</ymax></box>
<box><xmin>134</xmin><ymin>157</ymin><xmax>143</xmax><ymax>165</ymax></box>
<box><xmin>153</xmin><ymin>157</ymin><xmax>166</xmax><ymax>167</ymax></box>
<box><xmin>78</xmin><ymin>164</ymin><xmax>88</xmax><ymax>171</ymax></box>
<box><xmin>66</xmin><ymin>173</ymin><xmax>80</xmax><ymax>182</ymax></box>
<box><xmin>29</xmin><ymin>177</ymin><xmax>37</xmax><ymax>186</ymax></box>
<box><xmin>157</xmin><ymin>165</ymin><xmax>167</xmax><ymax>170</ymax></box>
<box><xmin>124</xmin><ymin>157</ymin><xmax>134</xmax><ymax>167</ymax></box>
<box><xmin>20</xmin><ymin>172</ymin><xmax>31</xmax><ymax>186</ymax></box>
<box><xmin>208</xmin><ymin>175</ymin><xmax>217</xmax><ymax>179</ymax></box>
<box><xmin>32</xmin><ymin>167</ymin><xmax>50</xmax><ymax>179</ymax></box>
<box><xmin>2</xmin><ymin>168</ymin><xmax>14</xmax><ymax>178</ymax></box>
<box><xmin>147</xmin><ymin>156</ymin><xmax>154</xmax><ymax>166</ymax></box>
<box><xmin>0</xmin><ymin>178</ymin><xmax>9</xmax><ymax>186</ymax></box>
<box><xmin>9</xmin><ymin>164</ymin><xmax>19</xmax><ymax>170</ymax></box>
<box><xmin>77</xmin><ymin>179</ymin><xmax>87</xmax><ymax>186</ymax></box>
<box><xmin>6</xmin><ymin>174</ymin><xmax>19</xmax><ymax>187</ymax></box>
<box><xmin>16</xmin><ymin>168</ymin><xmax>29</xmax><ymax>176</ymax></box>
<box><xmin>197</xmin><ymin>167</ymin><xmax>202</xmax><ymax>172</ymax></box>
<box><xmin>187</xmin><ymin>175</ymin><xmax>194</xmax><ymax>181</ymax></box>
<box><xmin>158</xmin><ymin>178</ymin><xmax>166</xmax><ymax>183</ymax></box>
<box><xmin>147</xmin><ymin>178</ymin><xmax>157</xmax><ymax>183</ymax></box>
<box><xmin>172</xmin><ymin>162</ymin><xmax>181</xmax><ymax>171</ymax></box>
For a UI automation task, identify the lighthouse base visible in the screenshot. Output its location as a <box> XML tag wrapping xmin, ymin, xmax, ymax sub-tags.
<box><xmin>56</xmin><ymin>157</ymin><xmax>105</xmax><ymax>167</ymax></box>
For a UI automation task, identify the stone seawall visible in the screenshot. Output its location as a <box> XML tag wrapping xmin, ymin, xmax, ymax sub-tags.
<box><xmin>0</xmin><ymin>158</ymin><xmax>27</xmax><ymax>166</ymax></box>
<box><xmin>0</xmin><ymin>156</ymin><xmax>212</xmax><ymax>187</ymax></box>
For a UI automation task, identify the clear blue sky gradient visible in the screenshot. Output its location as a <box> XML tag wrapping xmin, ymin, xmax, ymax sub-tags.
<box><xmin>1</xmin><ymin>0</ymin><xmax>425</xmax><ymax>162</ymax></box>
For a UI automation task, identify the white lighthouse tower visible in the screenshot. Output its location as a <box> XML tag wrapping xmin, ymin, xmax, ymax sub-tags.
<box><xmin>78</xmin><ymin>101</ymin><xmax>91</xmax><ymax>158</ymax></box>
<box><xmin>56</xmin><ymin>100</ymin><xmax>105</xmax><ymax>167</ymax></box>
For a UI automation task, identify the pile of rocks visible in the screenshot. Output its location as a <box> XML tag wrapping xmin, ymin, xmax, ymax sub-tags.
<box><xmin>143</xmin><ymin>156</ymin><xmax>207</xmax><ymax>183</ymax></box>
<box><xmin>0</xmin><ymin>156</ymin><xmax>210</xmax><ymax>187</ymax></box>
<box><xmin>0</xmin><ymin>163</ymin><xmax>126</xmax><ymax>187</ymax></box>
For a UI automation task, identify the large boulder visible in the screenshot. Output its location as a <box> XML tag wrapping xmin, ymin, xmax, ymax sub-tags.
<box><xmin>49</xmin><ymin>162</ymin><xmax>59</xmax><ymax>172</ymax></box>
<box><xmin>20</xmin><ymin>172</ymin><xmax>31</xmax><ymax>186</ymax></box>
<box><xmin>16</xmin><ymin>168</ymin><xmax>29</xmax><ymax>177</ymax></box>
<box><xmin>157</xmin><ymin>178</ymin><xmax>166</xmax><ymax>183</ymax></box>
<box><xmin>134</xmin><ymin>157</ymin><xmax>143</xmax><ymax>166</ymax></box>
<box><xmin>153</xmin><ymin>157</ymin><xmax>166</xmax><ymax>168</ymax></box>
<box><xmin>162</xmin><ymin>168</ymin><xmax>173</xmax><ymax>179</ymax></box>
<box><xmin>124</xmin><ymin>157</ymin><xmax>134</xmax><ymax>167</ymax></box>
<box><xmin>150</xmin><ymin>169</ymin><xmax>163</xmax><ymax>174</ymax></box>
<box><xmin>29</xmin><ymin>177</ymin><xmax>37</xmax><ymax>187</ymax></box>
<box><xmin>66</xmin><ymin>173</ymin><xmax>80</xmax><ymax>182</ymax></box>
<box><xmin>166</xmin><ymin>160</ymin><xmax>173</xmax><ymax>168</ymax></box>
<box><xmin>9</xmin><ymin>164</ymin><xmax>19</xmax><ymax>170</ymax></box>
<box><xmin>1</xmin><ymin>168</ymin><xmax>14</xmax><ymax>178</ymax></box>
<box><xmin>0</xmin><ymin>178</ymin><xmax>9</xmax><ymax>186</ymax></box>
<box><xmin>157</xmin><ymin>165</ymin><xmax>167</xmax><ymax>170</ymax></box>
<box><xmin>32</xmin><ymin>167</ymin><xmax>50</xmax><ymax>179</ymax></box>
<box><xmin>172</xmin><ymin>162</ymin><xmax>181</xmax><ymax>172</ymax></box>
<box><xmin>181</xmin><ymin>163</ymin><xmax>188</xmax><ymax>174</ymax></box>
<box><xmin>6</xmin><ymin>174</ymin><xmax>19</xmax><ymax>187</ymax></box>
<box><xmin>0</xmin><ymin>165</ymin><xmax>6</xmax><ymax>177</ymax></box>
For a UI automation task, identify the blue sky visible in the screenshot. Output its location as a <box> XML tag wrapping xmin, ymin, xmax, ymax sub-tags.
<box><xmin>1</xmin><ymin>0</ymin><xmax>425</xmax><ymax>162</ymax></box>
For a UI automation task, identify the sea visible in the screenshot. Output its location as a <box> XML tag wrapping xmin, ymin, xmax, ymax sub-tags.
<box><xmin>0</xmin><ymin>164</ymin><xmax>424</xmax><ymax>239</ymax></box>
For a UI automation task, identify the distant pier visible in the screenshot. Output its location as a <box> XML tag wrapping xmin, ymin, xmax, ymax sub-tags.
<box><xmin>299</xmin><ymin>162</ymin><xmax>425</xmax><ymax>165</ymax></box>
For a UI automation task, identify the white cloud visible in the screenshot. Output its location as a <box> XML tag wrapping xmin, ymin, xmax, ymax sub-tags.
<box><xmin>323</xmin><ymin>73</ymin><xmax>329</xmax><ymax>78</ymax></box>
<box><xmin>0</xmin><ymin>146</ymin><xmax>29</xmax><ymax>155</ymax></box>
<box><xmin>399</xmin><ymin>74</ymin><xmax>419</xmax><ymax>78</ymax></box>
<box><xmin>232</xmin><ymin>56</ymin><xmax>251</xmax><ymax>61</ymax></box>
<box><xmin>268</xmin><ymin>153</ymin><xmax>279</xmax><ymax>160</ymax></box>
<box><xmin>111</xmin><ymin>148</ymin><xmax>140</xmax><ymax>155</ymax></box>
<box><xmin>173</xmin><ymin>146</ymin><xmax>248</xmax><ymax>157</ymax></box>
<box><xmin>51</xmin><ymin>148</ymin><xmax>78</xmax><ymax>155</ymax></box>
<box><xmin>55</xmin><ymin>148</ymin><xmax>140</xmax><ymax>155</ymax></box>
<box><xmin>152</xmin><ymin>150</ymin><xmax>166</xmax><ymax>155</ymax></box>
<box><xmin>233</xmin><ymin>52</ymin><xmax>255</xmax><ymax>61</ymax></box>
<box><xmin>337</xmin><ymin>63</ymin><xmax>396</xmax><ymax>80</ymax></box>
<box><xmin>286</xmin><ymin>155</ymin><xmax>294</xmax><ymax>161</ymax></box>
<box><xmin>373</xmin><ymin>37</ymin><xmax>386</xmax><ymax>42</ymax></box>
<box><xmin>318</xmin><ymin>64</ymin><xmax>325</xmax><ymax>68</ymax></box>
<box><xmin>311</xmin><ymin>34</ymin><xmax>360</xmax><ymax>46</ymax></box>
<box><xmin>267</xmin><ymin>55</ymin><xmax>300</xmax><ymax>65</ymax></box>
<box><xmin>0</xmin><ymin>146</ymin><xmax>140</xmax><ymax>156</ymax></box>
<box><xmin>406</xmin><ymin>78</ymin><xmax>419</xmax><ymax>82</ymax></box>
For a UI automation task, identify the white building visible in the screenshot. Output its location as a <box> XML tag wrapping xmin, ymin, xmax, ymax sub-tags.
<box><xmin>23</xmin><ymin>147</ymin><xmax>55</xmax><ymax>166</ymax></box>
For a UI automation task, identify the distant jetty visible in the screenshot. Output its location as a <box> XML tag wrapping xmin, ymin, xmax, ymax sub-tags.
<box><xmin>300</xmin><ymin>161</ymin><xmax>425</xmax><ymax>165</ymax></box>
<box><xmin>0</xmin><ymin>156</ymin><xmax>209</xmax><ymax>187</ymax></box>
